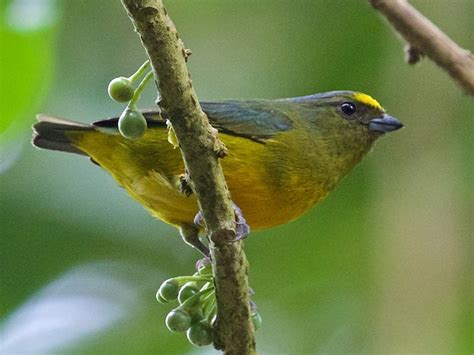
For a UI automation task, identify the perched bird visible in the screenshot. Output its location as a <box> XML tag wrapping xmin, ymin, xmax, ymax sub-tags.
<box><xmin>32</xmin><ymin>91</ymin><xmax>403</xmax><ymax>255</ymax></box>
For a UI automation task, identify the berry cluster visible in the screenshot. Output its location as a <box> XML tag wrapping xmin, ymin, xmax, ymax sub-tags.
<box><xmin>107</xmin><ymin>61</ymin><xmax>154</xmax><ymax>139</ymax></box>
<box><xmin>156</xmin><ymin>261</ymin><xmax>261</xmax><ymax>347</ymax></box>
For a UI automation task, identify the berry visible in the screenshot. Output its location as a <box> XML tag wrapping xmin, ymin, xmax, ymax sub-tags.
<box><xmin>165</xmin><ymin>309</ymin><xmax>192</xmax><ymax>332</ymax></box>
<box><xmin>118</xmin><ymin>108</ymin><xmax>147</xmax><ymax>139</ymax></box>
<box><xmin>186</xmin><ymin>320</ymin><xmax>213</xmax><ymax>346</ymax></box>
<box><xmin>178</xmin><ymin>283</ymin><xmax>199</xmax><ymax>304</ymax></box>
<box><xmin>157</xmin><ymin>279</ymin><xmax>179</xmax><ymax>302</ymax></box>
<box><xmin>156</xmin><ymin>292</ymin><xmax>168</xmax><ymax>304</ymax></box>
<box><xmin>108</xmin><ymin>77</ymin><xmax>134</xmax><ymax>103</ymax></box>
<box><xmin>190</xmin><ymin>311</ymin><xmax>203</xmax><ymax>325</ymax></box>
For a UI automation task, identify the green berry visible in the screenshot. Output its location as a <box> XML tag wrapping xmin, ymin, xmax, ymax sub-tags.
<box><xmin>157</xmin><ymin>279</ymin><xmax>179</xmax><ymax>302</ymax></box>
<box><xmin>186</xmin><ymin>320</ymin><xmax>213</xmax><ymax>346</ymax></box>
<box><xmin>190</xmin><ymin>311</ymin><xmax>203</xmax><ymax>325</ymax></box>
<box><xmin>118</xmin><ymin>108</ymin><xmax>147</xmax><ymax>139</ymax></box>
<box><xmin>156</xmin><ymin>292</ymin><xmax>168</xmax><ymax>304</ymax></box>
<box><xmin>165</xmin><ymin>309</ymin><xmax>192</xmax><ymax>332</ymax></box>
<box><xmin>178</xmin><ymin>283</ymin><xmax>199</xmax><ymax>304</ymax></box>
<box><xmin>251</xmin><ymin>312</ymin><xmax>262</xmax><ymax>331</ymax></box>
<box><xmin>108</xmin><ymin>76</ymin><xmax>134</xmax><ymax>102</ymax></box>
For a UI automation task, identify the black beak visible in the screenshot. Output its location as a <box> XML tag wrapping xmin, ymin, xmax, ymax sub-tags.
<box><xmin>369</xmin><ymin>114</ymin><xmax>404</xmax><ymax>133</ymax></box>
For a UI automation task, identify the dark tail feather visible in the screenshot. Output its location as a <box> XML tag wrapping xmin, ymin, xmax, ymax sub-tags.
<box><xmin>32</xmin><ymin>114</ymin><xmax>93</xmax><ymax>156</ymax></box>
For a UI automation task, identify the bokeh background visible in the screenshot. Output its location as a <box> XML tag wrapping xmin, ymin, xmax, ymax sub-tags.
<box><xmin>1</xmin><ymin>0</ymin><xmax>472</xmax><ymax>353</ymax></box>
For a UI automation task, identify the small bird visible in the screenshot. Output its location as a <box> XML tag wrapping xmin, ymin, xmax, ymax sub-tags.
<box><xmin>32</xmin><ymin>91</ymin><xmax>403</xmax><ymax>256</ymax></box>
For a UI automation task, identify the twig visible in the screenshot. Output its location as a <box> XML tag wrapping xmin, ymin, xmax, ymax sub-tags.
<box><xmin>370</xmin><ymin>0</ymin><xmax>474</xmax><ymax>96</ymax></box>
<box><xmin>120</xmin><ymin>1</ymin><xmax>256</xmax><ymax>353</ymax></box>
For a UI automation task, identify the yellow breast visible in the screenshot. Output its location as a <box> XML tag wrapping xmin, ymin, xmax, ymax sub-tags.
<box><xmin>69</xmin><ymin>127</ymin><xmax>326</xmax><ymax>231</ymax></box>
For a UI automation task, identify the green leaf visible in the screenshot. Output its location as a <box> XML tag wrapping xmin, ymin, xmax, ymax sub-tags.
<box><xmin>0</xmin><ymin>0</ymin><xmax>57</xmax><ymax>138</ymax></box>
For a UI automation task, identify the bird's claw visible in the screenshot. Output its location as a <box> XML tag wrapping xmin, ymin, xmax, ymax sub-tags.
<box><xmin>233</xmin><ymin>203</ymin><xmax>250</xmax><ymax>241</ymax></box>
<box><xmin>193</xmin><ymin>210</ymin><xmax>205</xmax><ymax>228</ymax></box>
<box><xmin>193</xmin><ymin>202</ymin><xmax>250</xmax><ymax>242</ymax></box>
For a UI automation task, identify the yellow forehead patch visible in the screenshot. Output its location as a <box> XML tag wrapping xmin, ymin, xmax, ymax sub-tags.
<box><xmin>352</xmin><ymin>92</ymin><xmax>383</xmax><ymax>110</ymax></box>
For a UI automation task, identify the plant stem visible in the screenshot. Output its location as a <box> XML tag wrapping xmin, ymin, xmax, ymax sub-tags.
<box><xmin>370</xmin><ymin>0</ymin><xmax>474</xmax><ymax>96</ymax></box>
<box><xmin>128</xmin><ymin>70</ymin><xmax>154</xmax><ymax>108</ymax></box>
<box><xmin>128</xmin><ymin>60</ymin><xmax>150</xmax><ymax>83</ymax></box>
<box><xmin>120</xmin><ymin>1</ymin><xmax>256</xmax><ymax>353</ymax></box>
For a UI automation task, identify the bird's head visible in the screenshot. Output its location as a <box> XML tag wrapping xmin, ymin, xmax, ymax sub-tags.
<box><xmin>290</xmin><ymin>90</ymin><xmax>403</xmax><ymax>137</ymax></box>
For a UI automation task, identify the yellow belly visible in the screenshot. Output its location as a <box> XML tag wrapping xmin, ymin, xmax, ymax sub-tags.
<box><xmin>69</xmin><ymin>128</ymin><xmax>326</xmax><ymax>230</ymax></box>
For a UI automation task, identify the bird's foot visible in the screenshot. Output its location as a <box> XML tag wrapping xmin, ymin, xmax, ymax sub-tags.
<box><xmin>233</xmin><ymin>203</ymin><xmax>250</xmax><ymax>241</ymax></box>
<box><xmin>193</xmin><ymin>202</ymin><xmax>250</xmax><ymax>242</ymax></box>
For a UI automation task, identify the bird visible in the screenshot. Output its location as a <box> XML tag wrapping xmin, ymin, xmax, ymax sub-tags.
<box><xmin>32</xmin><ymin>91</ymin><xmax>403</xmax><ymax>256</ymax></box>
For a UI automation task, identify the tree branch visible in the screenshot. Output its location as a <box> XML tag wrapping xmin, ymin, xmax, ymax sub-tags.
<box><xmin>120</xmin><ymin>1</ymin><xmax>256</xmax><ymax>353</ymax></box>
<box><xmin>370</xmin><ymin>0</ymin><xmax>474</xmax><ymax>96</ymax></box>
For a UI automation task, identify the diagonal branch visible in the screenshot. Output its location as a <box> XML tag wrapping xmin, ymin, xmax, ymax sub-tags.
<box><xmin>120</xmin><ymin>1</ymin><xmax>256</xmax><ymax>353</ymax></box>
<box><xmin>370</xmin><ymin>0</ymin><xmax>474</xmax><ymax>96</ymax></box>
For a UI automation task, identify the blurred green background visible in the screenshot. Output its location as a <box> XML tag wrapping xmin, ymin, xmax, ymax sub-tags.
<box><xmin>1</xmin><ymin>0</ymin><xmax>472</xmax><ymax>353</ymax></box>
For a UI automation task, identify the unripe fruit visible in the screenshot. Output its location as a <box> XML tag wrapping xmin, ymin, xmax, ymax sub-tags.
<box><xmin>118</xmin><ymin>108</ymin><xmax>147</xmax><ymax>139</ymax></box>
<box><xmin>157</xmin><ymin>279</ymin><xmax>179</xmax><ymax>302</ymax></box>
<box><xmin>165</xmin><ymin>309</ymin><xmax>192</xmax><ymax>332</ymax></box>
<box><xmin>178</xmin><ymin>283</ymin><xmax>199</xmax><ymax>304</ymax></box>
<box><xmin>190</xmin><ymin>311</ymin><xmax>203</xmax><ymax>325</ymax></box>
<box><xmin>108</xmin><ymin>77</ymin><xmax>134</xmax><ymax>102</ymax></box>
<box><xmin>156</xmin><ymin>292</ymin><xmax>168</xmax><ymax>304</ymax></box>
<box><xmin>186</xmin><ymin>320</ymin><xmax>213</xmax><ymax>346</ymax></box>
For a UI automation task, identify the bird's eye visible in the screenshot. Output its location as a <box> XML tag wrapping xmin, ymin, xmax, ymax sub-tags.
<box><xmin>341</xmin><ymin>102</ymin><xmax>356</xmax><ymax>116</ymax></box>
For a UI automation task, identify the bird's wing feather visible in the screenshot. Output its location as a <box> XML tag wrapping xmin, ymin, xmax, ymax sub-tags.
<box><xmin>201</xmin><ymin>100</ymin><xmax>293</xmax><ymax>142</ymax></box>
<box><xmin>92</xmin><ymin>100</ymin><xmax>293</xmax><ymax>142</ymax></box>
